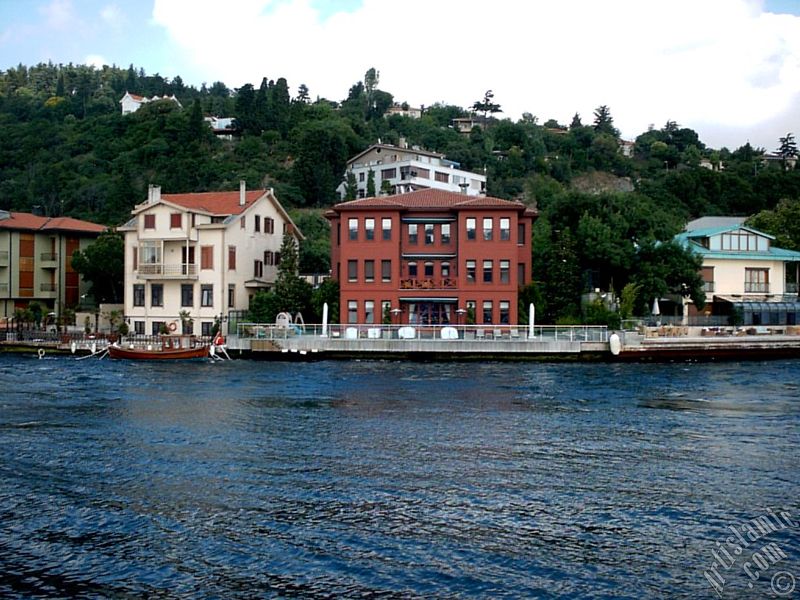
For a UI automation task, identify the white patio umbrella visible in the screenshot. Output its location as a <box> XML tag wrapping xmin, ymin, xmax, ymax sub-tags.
<box><xmin>528</xmin><ymin>303</ymin><xmax>535</xmax><ymax>339</ymax></box>
<box><xmin>652</xmin><ymin>298</ymin><xmax>661</xmax><ymax>316</ymax></box>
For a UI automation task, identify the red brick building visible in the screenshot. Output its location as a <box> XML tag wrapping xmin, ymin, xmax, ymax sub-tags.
<box><xmin>327</xmin><ymin>189</ymin><xmax>536</xmax><ymax>326</ymax></box>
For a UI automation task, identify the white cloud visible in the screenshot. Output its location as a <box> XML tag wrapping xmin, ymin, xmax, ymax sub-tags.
<box><xmin>38</xmin><ymin>0</ymin><xmax>76</xmax><ymax>30</ymax></box>
<box><xmin>151</xmin><ymin>0</ymin><xmax>800</xmax><ymax>148</ymax></box>
<box><xmin>85</xmin><ymin>54</ymin><xmax>108</xmax><ymax>68</ymax></box>
<box><xmin>100</xmin><ymin>4</ymin><xmax>124</xmax><ymax>28</ymax></box>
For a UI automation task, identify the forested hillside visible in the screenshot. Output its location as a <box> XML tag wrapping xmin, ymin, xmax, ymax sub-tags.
<box><xmin>2</xmin><ymin>62</ymin><xmax>799</xmax><ymax>321</ymax></box>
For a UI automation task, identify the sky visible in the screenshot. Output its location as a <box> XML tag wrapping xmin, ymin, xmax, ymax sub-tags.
<box><xmin>1</xmin><ymin>0</ymin><xmax>800</xmax><ymax>151</ymax></box>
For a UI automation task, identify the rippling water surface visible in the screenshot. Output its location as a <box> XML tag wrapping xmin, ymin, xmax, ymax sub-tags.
<box><xmin>0</xmin><ymin>355</ymin><xmax>798</xmax><ymax>598</ymax></box>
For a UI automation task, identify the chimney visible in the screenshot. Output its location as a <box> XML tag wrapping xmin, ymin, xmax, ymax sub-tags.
<box><xmin>148</xmin><ymin>184</ymin><xmax>161</xmax><ymax>203</ymax></box>
<box><xmin>239</xmin><ymin>180</ymin><xmax>246</xmax><ymax>206</ymax></box>
<box><xmin>399</xmin><ymin>137</ymin><xmax>408</xmax><ymax>149</ymax></box>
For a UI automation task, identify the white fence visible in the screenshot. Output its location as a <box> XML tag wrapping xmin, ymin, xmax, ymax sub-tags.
<box><xmin>234</xmin><ymin>323</ymin><xmax>609</xmax><ymax>343</ymax></box>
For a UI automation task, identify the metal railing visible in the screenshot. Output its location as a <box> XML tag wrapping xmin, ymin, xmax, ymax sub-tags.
<box><xmin>0</xmin><ymin>250</ymin><xmax>8</xmax><ymax>264</ymax></box>
<box><xmin>399</xmin><ymin>278</ymin><xmax>457</xmax><ymax>290</ymax></box>
<box><xmin>786</xmin><ymin>283</ymin><xmax>798</xmax><ymax>294</ymax></box>
<box><xmin>39</xmin><ymin>282</ymin><xmax>56</xmax><ymax>292</ymax></box>
<box><xmin>235</xmin><ymin>322</ymin><xmax>609</xmax><ymax>343</ymax></box>
<box><xmin>39</xmin><ymin>252</ymin><xmax>58</xmax><ymax>262</ymax></box>
<box><xmin>744</xmin><ymin>282</ymin><xmax>769</xmax><ymax>293</ymax></box>
<box><xmin>138</xmin><ymin>263</ymin><xmax>198</xmax><ymax>277</ymax></box>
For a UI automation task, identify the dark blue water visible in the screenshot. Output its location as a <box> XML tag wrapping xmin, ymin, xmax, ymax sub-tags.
<box><xmin>0</xmin><ymin>355</ymin><xmax>798</xmax><ymax>598</ymax></box>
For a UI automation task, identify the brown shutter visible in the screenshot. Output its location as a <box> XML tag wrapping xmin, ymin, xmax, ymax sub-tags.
<box><xmin>201</xmin><ymin>246</ymin><xmax>213</xmax><ymax>270</ymax></box>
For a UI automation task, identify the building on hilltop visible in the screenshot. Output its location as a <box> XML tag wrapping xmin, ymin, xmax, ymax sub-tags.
<box><xmin>118</xmin><ymin>182</ymin><xmax>302</xmax><ymax>337</ymax></box>
<box><xmin>0</xmin><ymin>210</ymin><xmax>106</xmax><ymax>319</ymax></box>
<box><xmin>203</xmin><ymin>115</ymin><xmax>237</xmax><ymax>140</ymax></box>
<box><xmin>120</xmin><ymin>91</ymin><xmax>183</xmax><ymax>115</ymax></box>
<box><xmin>674</xmin><ymin>221</ymin><xmax>800</xmax><ymax>325</ymax></box>
<box><xmin>452</xmin><ymin>116</ymin><xmax>489</xmax><ymax>134</ymax></box>
<box><xmin>385</xmin><ymin>103</ymin><xmax>423</xmax><ymax>119</ymax></box>
<box><xmin>338</xmin><ymin>142</ymin><xmax>486</xmax><ymax>200</ymax></box>
<box><xmin>326</xmin><ymin>188</ymin><xmax>536</xmax><ymax>326</ymax></box>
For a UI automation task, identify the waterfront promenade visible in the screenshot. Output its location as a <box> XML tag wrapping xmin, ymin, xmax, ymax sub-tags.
<box><xmin>3</xmin><ymin>323</ymin><xmax>800</xmax><ymax>360</ymax></box>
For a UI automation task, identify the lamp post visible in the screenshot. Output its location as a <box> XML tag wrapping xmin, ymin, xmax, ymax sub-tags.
<box><xmin>456</xmin><ymin>308</ymin><xmax>466</xmax><ymax>338</ymax></box>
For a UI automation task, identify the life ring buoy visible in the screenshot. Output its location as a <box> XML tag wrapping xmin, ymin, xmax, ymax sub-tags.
<box><xmin>168</xmin><ymin>322</ymin><xmax>178</xmax><ymax>332</ymax></box>
<box><xmin>37</xmin><ymin>348</ymin><xmax>45</xmax><ymax>359</ymax></box>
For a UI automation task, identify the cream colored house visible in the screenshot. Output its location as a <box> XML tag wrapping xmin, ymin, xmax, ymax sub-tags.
<box><xmin>676</xmin><ymin>223</ymin><xmax>800</xmax><ymax>325</ymax></box>
<box><xmin>118</xmin><ymin>183</ymin><xmax>302</xmax><ymax>337</ymax></box>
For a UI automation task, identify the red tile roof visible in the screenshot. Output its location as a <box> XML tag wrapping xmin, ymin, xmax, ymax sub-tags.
<box><xmin>332</xmin><ymin>189</ymin><xmax>534</xmax><ymax>212</ymax></box>
<box><xmin>0</xmin><ymin>212</ymin><xmax>106</xmax><ymax>233</ymax></box>
<box><xmin>160</xmin><ymin>190</ymin><xmax>266</xmax><ymax>215</ymax></box>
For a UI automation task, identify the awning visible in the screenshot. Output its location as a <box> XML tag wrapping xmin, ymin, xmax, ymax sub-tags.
<box><xmin>716</xmin><ymin>295</ymin><xmax>800</xmax><ymax>312</ymax></box>
<box><xmin>244</xmin><ymin>279</ymin><xmax>271</xmax><ymax>289</ymax></box>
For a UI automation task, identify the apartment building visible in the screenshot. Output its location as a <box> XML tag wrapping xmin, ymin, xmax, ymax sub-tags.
<box><xmin>0</xmin><ymin>210</ymin><xmax>106</xmax><ymax>318</ymax></box>
<box><xmin>337</xmin><ymin>143</ymin><xmax>486</xmax><ymax>199</ymax></box>
<box><xmin>119</xmin><ymin>183</ymin><xmax>302</xmax><ymax>337</ymax></box>
<box><xmin>327</xmin><ymin>189</ymin><xmax>536</xmax><ymax>326</ymax></box>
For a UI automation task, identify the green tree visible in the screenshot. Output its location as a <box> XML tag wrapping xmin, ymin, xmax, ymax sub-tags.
<box><xmin>619</xmin><ymin>282</ymin><xmax>641</xmax><ymax>320</ymax></box>
<box><xmin>70</xmin><ymin>232</ymin><xmax>124</xmax><ymax>303</ymax></box>
<box><xmin>592</xmin><ymin>105</ymin><xmax>619</xmax><ymax>137</ymax></box>
<box><xmin>272</xmin><ymin>232</ymin><xmax>312</xmax><ymax>317</ymax></box>
<box><xmin>291</xmin><ymin>118</ymin><xmax>359</xmax><ymax>205</ymax></box>
<box><xmin>472</xmin><ymin>89</ymin><xmax>501</xmax><ymax>118</ymax></box>
<box><xmin>296</xmin><ymin>83</ymin><xmax>310</xmax><ymax>103</ymax></box>
<box><xmin>343</xmin><ymin>171</ymin><xmax>358</xmax><ymax>201</ymax></box>
<box><xmin>311</xmin><ymin>278</ymin><xmax>339</xmax><ymax>324</ymax></box>
<box><xmin>248</xmin><ymin>290</ymin><xmax>279</xmax><ymax>323</ymax></box>
<box><xmin>632</xmin><ymin>241</ymin><xmax>705</xmax><ymax>314</ymax></box>
<box><xmin>747</xmin><ymin>198</ymin><xmax>800</xmax><ymax>251</ymax></box>
<box><xmin>366</xmin><ymin>169</ymin><xmax>376</xmax><ymax>197</ymax></box>
<box><xmin>28</xmin><ymin>301</ymin><xmax>44</xmax><ymax>328</ymax></box>
<box><xmin>778</xmin><ymin>133</ymin><xmax>798</xmax><ymax>170</ymax></box>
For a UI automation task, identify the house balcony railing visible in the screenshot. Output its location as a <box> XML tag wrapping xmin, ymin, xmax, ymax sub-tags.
<box><xmin>0</xmin><ymin>282</ymin><xmax>8</xmax><ymax>294</ymax></box>
<box><xmin>138</xmin><ymin>263</ymin><xmax>198</xmax><ymax>279</ymax></box>
<box><xmin>786</xmin><ymin>282</ymin><xmax>798</xmax><ymax>294</ymax></box>
<box><xmin>703</xmin><ymin>281</ymin><xmax>715</xmax><ymax>293</ymax></box>
<box><xmin>744</xmin><ymin>282</ymin><xmax>769</xmax><ymax>293</ymax></box>
<box><xmin>40</xmin><ymin>282</ymin><xmax>57</xmax><ymax>292</ymax></box>
<box><xmin>39</xmin><ymin>252</ymin><xmax>58</xmax><ymax>266</ymax></box>
<box><xmin>0</xmin><ymin>250</ymin><xmax>8</xmax><ymax>266</ymax></box>
<box><xmin>400</xmin><ymin>278</ymin><xmax>457</xmax><ymax>290</ymax></box>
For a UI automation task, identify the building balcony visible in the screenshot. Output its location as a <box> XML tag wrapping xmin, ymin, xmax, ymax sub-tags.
<box><xmin>39</xmin><ymin>282</ymin><xmax>57</xmax><ymax>293</ymax></box>
<box><xmin>703</xmin><ymin>281</ymin><xmax>715</xmax><ymax>293</ymax></box>
<box><xmin>0</xmin><ymin>282</ymin><xmax>8</xmax><ymax>294</ymax></box>
<box><xmin>0</xmin><ymin>250</ymin><xmax>8</xmax><ymax>267</ymax></box>
<box><xmin>137</xmin><ymin>263</ymin><xmax>198</xmax><ymax>279</ymax></box>
<box><xmin>400</xmin><ymin>278</ymin><xmax>457</xmax><ymax>290</ymax></box>
<box><xmin>39</xmin><ymin>252</ymin><xmax>58</xmax><ymax>267</ymax></box>
<box><xmin>786</xmin><ymin>282</ymin><xmax>798</xmax><ymax>294</ymax></box>
<box><xmin>744</xmin><ymin>282</ymin><xmax>769</xmax><ymax>293</ymax></box>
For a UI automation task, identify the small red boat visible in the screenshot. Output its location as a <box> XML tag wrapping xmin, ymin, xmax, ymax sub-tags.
<box><xmin>107</xmin><ymin>335</ymin><xmax>211</xmax><ymax>360</ymax></box>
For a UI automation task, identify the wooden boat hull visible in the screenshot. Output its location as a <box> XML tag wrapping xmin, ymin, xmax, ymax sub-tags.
<box><xmin>108</xmin><ymin>344</ymin><xmax>210</xmax><ymax>360</ymax></box>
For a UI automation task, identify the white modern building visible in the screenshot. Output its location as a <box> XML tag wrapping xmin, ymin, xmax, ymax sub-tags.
<box><xmin>338</xmin><ymin>142</ymin><xmax>486</xmax><ymax>199</ymax></box>
<box><xmin>118</xmin><ymin>182</ymin><xmax>302</xmax><ymax>337</ymax></box>
<box><xmin>120</xmin><ymin>91</ymin><xmax>183</xmax><ymax>115</ymax></box>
